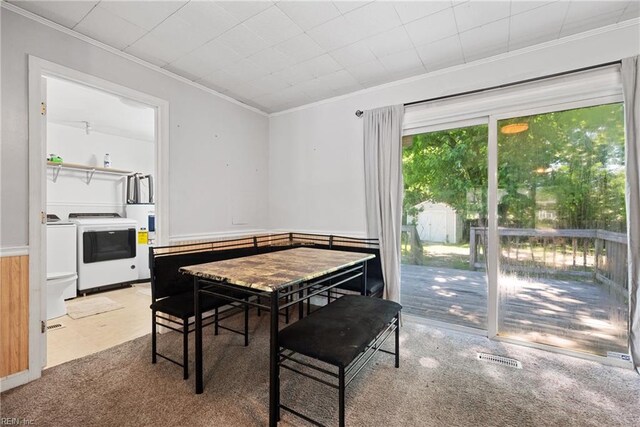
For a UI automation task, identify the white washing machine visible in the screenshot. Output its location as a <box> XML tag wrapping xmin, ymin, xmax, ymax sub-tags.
<box><xmin>69</xmin><ymin>213</ymin><xmax>138</xmax><ymax>292</ymax></box>
<box><xmin>46</xmin><ymin>218</ymin><xmax>77</xmax><ymax>320</ymax></box>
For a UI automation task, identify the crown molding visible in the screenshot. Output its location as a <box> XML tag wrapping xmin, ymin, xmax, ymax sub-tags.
<box><xmin>1</xmin><ymin>1</ymin><xmax>268</xmax><ymax>117</ymax></box>
<box><xmin>270</xmin><ymin>17</ymin><xmax>640</xmax><ymax>117</ymax></box>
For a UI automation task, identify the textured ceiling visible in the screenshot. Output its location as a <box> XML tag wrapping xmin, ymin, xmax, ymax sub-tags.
<box><xmin>9</xmin><ymin>1</ymin><xmax>640</xmax><ymax>113</ymax></box>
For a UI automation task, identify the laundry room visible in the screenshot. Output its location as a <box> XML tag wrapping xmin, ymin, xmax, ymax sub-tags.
<box><xmin>45</xmin><ymin>76</ymin><xmax>156</xmax><ymax>367</ymax></box>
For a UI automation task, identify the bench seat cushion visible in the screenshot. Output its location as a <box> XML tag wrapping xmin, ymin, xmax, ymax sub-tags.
<box><xmin>279</xmin><ymin>295</ymin><xmax>402</xmax><ymax>367</ymax></box>
<box><xmin>338</xmin><ymin>277</ymin><xmax>384</xmax><ymax>295</ymax></box>
<box><xmin>151</xmin><ymin>291</ymin><xmax>233</xmax><ymax>319</ymax></box>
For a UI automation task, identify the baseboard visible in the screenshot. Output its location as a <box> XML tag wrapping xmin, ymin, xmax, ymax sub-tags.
<box><xmin>0</xmin><ymin>370</ymin><xmax>30</xmax><ymax>392</ymax></box>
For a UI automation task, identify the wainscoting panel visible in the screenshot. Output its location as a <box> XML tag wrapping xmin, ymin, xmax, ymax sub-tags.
<box><xmin>1</xmin><ymin>255</ymin><xmax>29</xmax><ymax>377</ymax></box>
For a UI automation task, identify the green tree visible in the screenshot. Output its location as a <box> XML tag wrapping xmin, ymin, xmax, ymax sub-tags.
<box><xmin>403</xmin><ymin>103</ymin><xmax>626</xmax><ymax>237</ymax></box>
<box><xmin>403</xmin><ymin>124</ymin><xmax>488</xmax><ymax>231</ymax></box>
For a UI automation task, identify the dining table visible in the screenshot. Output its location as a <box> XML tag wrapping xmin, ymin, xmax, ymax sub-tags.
<box><xmin>179</xmin><ymin>246</ymin><xmax>375</xmax><ymax>427</ymax></box>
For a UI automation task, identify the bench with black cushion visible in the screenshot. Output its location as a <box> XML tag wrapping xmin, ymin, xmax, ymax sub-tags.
<box><xmin>150</xmin><ymin>246</ymin><xmax>256</xmax><ymax>380</ymax></box>
<box><xmin>278</xmin><ymin>295</ymin><xmax>402</xmax><ymax>427</ymax></box>
<box><xmin>309</xmin><ymin>243</ymin><xmax>384</xmax><ymax>299</ymax></box>
<box><xmin>332</xmin><ymin>245</ymin><xmax>384</xmax><ymax>297</ymax></box>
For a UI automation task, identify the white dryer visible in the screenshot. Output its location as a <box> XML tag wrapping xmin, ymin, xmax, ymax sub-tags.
<box><xmin>46</xmin><ymin>218</ymin><xmax>77</xmax><ymax>320</ymax></box>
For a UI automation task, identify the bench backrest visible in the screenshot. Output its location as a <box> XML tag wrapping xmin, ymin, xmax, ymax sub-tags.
<box><xmin>291</xmin><ymin>234</ymin><xmax>383</xmax><ymax>288</ymax></box>
<box><xmin>149</xmin><ymin>233</ymin><xmax>382</xmax><ymax>301</ymax></box>
<box><xmin>150</xmin><ymin>246</ymin><xmax>257</xmax><ymax>300</ymax></box>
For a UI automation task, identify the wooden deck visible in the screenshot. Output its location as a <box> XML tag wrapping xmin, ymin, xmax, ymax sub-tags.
<box><xmin>401</xmin><ymin>264</ymin><xmax>629</xmax><ymax>356</ymax></box>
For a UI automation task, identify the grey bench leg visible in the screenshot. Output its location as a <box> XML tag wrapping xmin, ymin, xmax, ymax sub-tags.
<box><xmin>151</xmin><ymin>309</ymin><xmax>157</xmax><ymax>364</ymax></box>
<box><xmin>339</xmin><ymin>366</ymin><xmax>345</xmax><ymax>427</ymax></box>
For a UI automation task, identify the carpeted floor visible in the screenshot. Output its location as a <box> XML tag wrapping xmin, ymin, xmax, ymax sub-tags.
<box><xmin>2</xmin><ymin>312</ymin><xmax>639</xmax><ymax>426</ymax></box>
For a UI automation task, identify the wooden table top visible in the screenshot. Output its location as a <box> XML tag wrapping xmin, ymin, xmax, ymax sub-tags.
<box><xmin>179</xmin><ymin>247</ymin><xmax>375</xmax><ymax>292</ymax></box>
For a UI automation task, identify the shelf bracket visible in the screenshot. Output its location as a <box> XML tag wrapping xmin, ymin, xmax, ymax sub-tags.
<box><xmin>53</xmin><ymin>164</ymin><xmax>62</xmax><ymax>183</ymax></box>
<box><xmin>86</xmin><ymin>168</ymin><xmax>96</xmax><ymax>185</ymax></box>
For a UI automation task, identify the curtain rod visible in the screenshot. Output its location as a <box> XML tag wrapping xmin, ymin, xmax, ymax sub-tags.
<box><xmin>354</xmin><ymin>60</ymin><xmax>621</xmax><ymax>117</ymax></box>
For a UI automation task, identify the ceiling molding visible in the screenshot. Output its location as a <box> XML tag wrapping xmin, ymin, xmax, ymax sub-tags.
<box><xmin>1</xmin><ymin>1</ymin><xmax>269</xmax><ymax>117</ymax></box>
<box><xmin>269</xmin><ymin>17</ymin><xmax>640</xmax><ymax>118</ymax></box>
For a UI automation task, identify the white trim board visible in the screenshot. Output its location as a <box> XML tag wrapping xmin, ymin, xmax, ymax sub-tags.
<box><xmin>270</xmin><ymin>229</ymin><xmax>369</xmax><ymax>239</ymax></box>
<box><xmin>0</xmin><ymin>246</ymin><xmax>29</xmax><ymax>257</ymax></box>
<box><xmin>1</xmin><ymin>2</ymin><xmax>267</xmax><ymax>117</ymax></box>
<box><xmin>169</xmin><ymin>229</ymin><xmax>271</xmax><ymax>244</ymax></box>
<box><xmin>0</xmin><ymin>369</ymin><xmax>30</xmax><ymax>393</ymax></box>
<box><xmin>169</xmin><ymin>228</ymin><xmax>368</xmax><ymax>244</ymax></box>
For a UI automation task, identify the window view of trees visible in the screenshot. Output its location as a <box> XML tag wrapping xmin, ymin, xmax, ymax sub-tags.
<box><xmin>498</xmin><ymin>103</ymin><xmax>626</xmax><ymax>232</ymax></box>
<box><xmin>403</xmin><ymin>124</ymin><xmax>488</xmax><ymax>244</ymax></box>
<box><xmin>403</xmin><ymin>103</ymin><xmax>626</xmax><ymax>240</ymax></box>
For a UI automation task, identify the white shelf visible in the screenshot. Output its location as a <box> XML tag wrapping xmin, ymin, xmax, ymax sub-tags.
<box><xmin>47</xmin><ymin>161</ymin><xmax>132</xmax><ymax>184</ymax></box>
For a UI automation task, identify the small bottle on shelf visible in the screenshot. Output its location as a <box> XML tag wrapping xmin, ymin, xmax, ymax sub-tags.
<box><xmin>104</xmin><ymin>153</ymin><xmax>111</xmax><ymax>168</ymax></box>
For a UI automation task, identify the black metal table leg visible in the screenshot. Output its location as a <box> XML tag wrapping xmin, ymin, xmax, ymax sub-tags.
<box><xmin>395</xmin><ymin>313</ymin><xmax>400</xmax><ymax>368</ymax></box>
<box><xmin>298</xmin><ymin>283</ymin><xmax>304</xmax><ymax>321</ymax></box>
<box><xmin>339</xmin><ymin>366</ymin><xmax>345</xmax><ymax>427</ymax></box>
<box><xmin>214</xmin><ymin>307</ymin><xmax>219</xmax><ymax>336</ymax></box>
<box><xmin>244</xmin><ymin>297</ymin><xmax>249</xmax><ymax>347</ymax></box>
<box><xmin>151</xmin><ymin>309</ymin><xmax>157</xmax><ymax>364</ymax></box>
<box><xmin>183</xmin><ymin>318</ymin><xmax>189</xmax><ymax>380</ymax></box>
<box><xmin>269</xmin><ymin>289</ymin><xmax>280</xmax><ymax>427</ymax></box>
<box><xmin>360</xmin><ymin>261</ymin><xmax>368</xmax><ymax>296</ymax></box>
<box><xmin>195</xmin><ymin>277</ymin><xmax>203</xmax><ymax>394</ymax></box>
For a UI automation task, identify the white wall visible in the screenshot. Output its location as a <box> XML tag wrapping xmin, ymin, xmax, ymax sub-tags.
<box><xmin>268</xmin><ymin>22</ymin><xmax>640</xmax><ymax>237</ymax></box>
<box><xmin>1</xmin><ymin>9</ymin><xmax>269</xmax><ymax>248</ymax></box>
<box><xmin>46</xmin><ymin>123</ymin><xmax>154</xmax><ymax>219</ymax></box>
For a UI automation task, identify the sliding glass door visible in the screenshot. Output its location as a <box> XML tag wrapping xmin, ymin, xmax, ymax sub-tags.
<box><xmin>495</xmin><ymin>103</ymin><xmax>629</xmax><ymax>357</ymax></box>
<box><xmin>402</xmin><ymin>98</ymin><xmax>630</xmax><ymax>360</ymax></box>
<box><xmin>401</xmin><ymin>123</ymin><xmax>489</xmax><ymax>330</ymax></box>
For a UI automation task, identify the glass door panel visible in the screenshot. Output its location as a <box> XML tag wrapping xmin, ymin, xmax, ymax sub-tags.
<box><xmin>402</xmin><ymin>124</ymin><xmax>488</xmax><ymax>329</ymax></box>
<box><xmin>496</xmin><ymin>103</ymin><xmax>629</xmax><ymax>357</ymax></box>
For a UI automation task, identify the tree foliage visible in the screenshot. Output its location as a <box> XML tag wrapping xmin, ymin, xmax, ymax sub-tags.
<box><xmin>403</xmin><ymin>103</ymin><xmax>626</xmax><ymax>236</ymax></box>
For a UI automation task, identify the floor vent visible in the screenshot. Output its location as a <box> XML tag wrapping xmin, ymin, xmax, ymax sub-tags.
<box><xmin>47</xmin><ymin>323</ymin><xmax>65</xmax><ymax>331</ymax></box>
<box><xmin>477</xmin><ymin>353</ymin><xmax>522</xmax><ymax>369</ymax></box>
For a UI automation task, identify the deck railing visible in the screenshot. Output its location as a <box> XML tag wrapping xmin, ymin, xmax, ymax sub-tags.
<box><xmin>470</xmin><ymin>227</ymin><xmax>628</xmax><ymax>300</ymax></box>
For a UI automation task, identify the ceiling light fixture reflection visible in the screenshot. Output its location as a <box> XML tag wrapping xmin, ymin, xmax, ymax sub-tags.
<box><xmin>501</xmin><ymin>123</ymin><xmax>529</xmax><ymax>134</ymax></box>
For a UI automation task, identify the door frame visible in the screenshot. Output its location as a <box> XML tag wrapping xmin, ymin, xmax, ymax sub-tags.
<box><xmin>24</xmin><ymin>56</ymin><xmax>170</xmax><ymax>385</ymax></box>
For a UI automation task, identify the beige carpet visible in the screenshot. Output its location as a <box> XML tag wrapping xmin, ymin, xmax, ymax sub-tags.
<box><xmin>65</xmin><ymin>296</ymin><xmax>123</xmax><ymax>319</ymax></box>
<box><xmin>2</xmin><ymin>312</ymin><xmax>639</xmax><ymax>426</ymax></box>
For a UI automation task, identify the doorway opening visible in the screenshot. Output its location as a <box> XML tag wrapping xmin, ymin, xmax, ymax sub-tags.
<box><xmin>27</xmin><ymin>57</ymin><xmax>168</xmax><ymax>373</ymax></box>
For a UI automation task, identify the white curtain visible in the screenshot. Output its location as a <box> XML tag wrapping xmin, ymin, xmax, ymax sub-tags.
<box><xmin>622</xmin><ymin>56</ymin><xmax>640</xmax><ymax>372</ymax></box>
<box><xmin>363</xmin><ymin>105</ymin><xmax>405</xmax><ymax>303</ymax></box>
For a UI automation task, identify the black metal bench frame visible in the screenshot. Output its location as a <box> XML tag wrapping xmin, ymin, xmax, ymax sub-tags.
<box><xmin>277</xmin><ymin>311</ymin><xmax>400</xmax><ymax>427</ymax></box>
<box><xmin>151</xmin><ymin>297</ymin><xmax>249</xmax><ymax>379</ymax></box>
